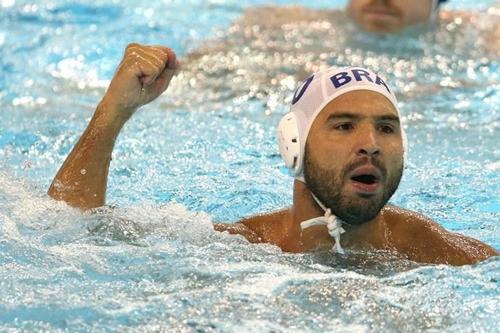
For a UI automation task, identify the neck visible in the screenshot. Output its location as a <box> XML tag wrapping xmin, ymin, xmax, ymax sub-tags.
<box><xmin>290</xmin><ymin>180</ymin><xmax>390</xmax><ymax>251</ymax></box>
<box><xmin>291</xmin><ymin>180</ymin><xmax>324</xmax><ymax>224</ymax></box>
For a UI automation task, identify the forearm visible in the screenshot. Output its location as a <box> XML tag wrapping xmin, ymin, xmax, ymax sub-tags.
<box><xmin>48</xmin><ymin>44</ymin><xmax>177</xmax><ymax>210</ymax></box>
<box><xmin>48</xmin><ymin>102</ymin><xmax>132</xmax><ymax>209</ymax></box>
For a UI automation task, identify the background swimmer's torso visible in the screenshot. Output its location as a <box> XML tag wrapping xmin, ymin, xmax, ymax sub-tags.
<box><xmin>0</xmin><ymin>0</ymin><xmax>499</xmax><ymax>332</ymax></box>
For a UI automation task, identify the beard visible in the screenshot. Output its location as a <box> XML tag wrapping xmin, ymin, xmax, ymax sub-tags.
<box><xmin>303</xmin><ymin>145</ymin><xmax>403</xmax><ymax>226</ymax></box>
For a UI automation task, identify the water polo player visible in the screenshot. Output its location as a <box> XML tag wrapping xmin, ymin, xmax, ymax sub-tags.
<box><xmin>346</xmin><ymin>0</ymin><xmax>449</xmax><ymax>33</ymax></box>
<box><xmin>48</xmin><ymin>43</ymin><xmax>498</xmax><ymax>265</ymax></box>
<box><xmin>237</xmin><ymin>0</ymin><xmax>450</xmax><ymax>34</ymax></box>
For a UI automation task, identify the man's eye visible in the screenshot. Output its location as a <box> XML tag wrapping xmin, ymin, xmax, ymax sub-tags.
<box><xmin>379</xmin><ymin>124</ymin><xmax>395</xmax><ymax>134</ymax></box>
<box><xmin>335</xmin><ymin>123</ymin><xmax>353</xmax><ymax>131</ymax></box>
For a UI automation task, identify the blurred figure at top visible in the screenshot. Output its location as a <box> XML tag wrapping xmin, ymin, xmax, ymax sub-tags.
<box><xmin>347</xmin><ymin>0</ymin><xmax>448</xmax><ymax>33</ymax></box>
<box><xmin>231</xmin><ymin>0</ymin><xmax>457</xmax><ymax>37</ymax></box>
<box><xmin>169</xmin><ymin>0</ymin><xmax>498</xmax><ymax>113</ymax></box>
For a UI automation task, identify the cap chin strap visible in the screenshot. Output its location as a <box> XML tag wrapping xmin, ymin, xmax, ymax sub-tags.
<box><xmin>300</xmin><ymin>193</ymin><xmax>346</xmax><ymax>254</ymax></box>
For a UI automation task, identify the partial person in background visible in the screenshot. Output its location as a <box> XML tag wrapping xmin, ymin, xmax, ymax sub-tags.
<box><xmin>236</xmin><ymin>0</ymin><xmax>497</xmax><ymax>36</ymax></box>
<box><xmin>346</xmin><ymin>0</ymin><xmax>448</xmax><ymax>33</ymax></box>
<box><xmin>171</xmin><ymin>0</ymin><xmax>498</xmax><ymax>113</ymax></box>
<box><xmin>237</xmin><ymin>0</ymin><xmax>449</xmax><ymax>34</ymax></box>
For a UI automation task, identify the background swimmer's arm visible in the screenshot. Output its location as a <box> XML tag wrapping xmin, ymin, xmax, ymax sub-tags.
<box><xmin>385</xmin><ymin>207</ymin><xmax>498</xmax><ymax>265</ymax></box>
<box><xmin>185</xmin><ymin>5</ymin><xmax>339</xmax><ymax>62</ymax></box>
<box><xmin>440</xmin><ymin>7</ymin><xmax>500</xmax><ymax>54</ymax></box>
<box><xmin>48</xmin><ymin>43</ymin><xmax>178</xmax><ymax>210</ymax></box>
<box><xmin>236</xmin><ymin>5</ymin><xmax>336</xmax><ymax>29</ymax></box>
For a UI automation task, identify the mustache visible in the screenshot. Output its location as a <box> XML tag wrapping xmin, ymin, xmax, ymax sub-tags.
<box><xmin>341</xmin><ymin>157</ymin><xmax>387</xmax><ymax>179</ymax></box>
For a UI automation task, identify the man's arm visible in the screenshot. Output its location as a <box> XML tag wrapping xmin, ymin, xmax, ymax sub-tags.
<box><xmin>48</xmin><ymin>43</ymin><xmax>178</xmax><ymax>209</ymax></box>
<box><xmin>440</xmin><ymin>8</ymin><xmax>500</xmax><ymax>55</ymax></box>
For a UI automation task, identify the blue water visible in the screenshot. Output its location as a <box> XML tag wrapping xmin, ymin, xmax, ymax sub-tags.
<box><xmin>1</xmin><ymin>0</ymin><xmax>499</xmax><ymax>332</ymax></box>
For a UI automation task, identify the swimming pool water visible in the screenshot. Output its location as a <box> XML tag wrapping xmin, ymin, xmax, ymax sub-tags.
<box><xmin>0</xmin><ymin>0</ymin><xmax>499</xmax><ymax>332</ymax></box>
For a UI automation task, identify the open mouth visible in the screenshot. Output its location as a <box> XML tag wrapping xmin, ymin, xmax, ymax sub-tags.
<box><xmin>348</xmin><ymin>167</ymin><xmax>382</xmax><ymax>194</ymax></box>
<box><xmin>351</xmin><ymin>174</ymin><xmax>378</xmax><ymax>185</ymax></box>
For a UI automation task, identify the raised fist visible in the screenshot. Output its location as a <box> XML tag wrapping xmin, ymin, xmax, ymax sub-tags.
<box><xmin>102</xmin><ymin>43</ymin><xmax>178</xmax><ymax>113</ymax></box>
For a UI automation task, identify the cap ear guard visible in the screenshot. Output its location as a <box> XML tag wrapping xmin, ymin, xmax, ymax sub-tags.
<box><xmin>277</xmin><ymin>112</ymin><xmax>301</xmax><ymax>174</ymax></box>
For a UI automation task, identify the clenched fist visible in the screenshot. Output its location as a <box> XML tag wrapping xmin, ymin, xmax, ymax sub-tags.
<box><xmin>101</xmin><ymin>43</ymin><xmax>178</xmax><ymax>114</ymax></box>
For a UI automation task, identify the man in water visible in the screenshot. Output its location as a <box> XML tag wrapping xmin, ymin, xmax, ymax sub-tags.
<box><xmin>346</xmin><ymin>0</ymin><xmax>447</xmax><ymax>33</ymax></box>
<box><xmin>226</xmin><ymin>0</ymin><xmax>498</xmax><ymax>52</ymax></box>
<box><xmin>238</xmin><ymin>0</ymin><xmax>449</xmax><ymax>34</ymax></box>
<box><xmin>48</xmin><ymin>44</ymin><xmax>498</xmax><ymax>266</ymax></box>
<box><xmin>180</xmin><ymin>0</ymin><xmax>497</xmax><ymax>116</ymax></box>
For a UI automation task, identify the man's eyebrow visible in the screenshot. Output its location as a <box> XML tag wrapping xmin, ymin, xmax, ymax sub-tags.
<box><xmin>377</xmin><ymin>115</ymin><xmax>400</xmax><ymax>123</ymax></box>
<box><xmin>326</xmin><ymin>112</ymin><xmax>361</xmax><ymax>121</ymax></box>
<box><xmin>326</xmin><ymin>112</ymin><xmax>400</xmax><ymax>123</ymax></box>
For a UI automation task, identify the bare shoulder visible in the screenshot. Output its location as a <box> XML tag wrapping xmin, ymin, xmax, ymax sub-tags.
<box><xmin>382</xmin><ymin>206</ymin><xmax>498</xmax><ymax>265</ymax></box>
<box><xmin>213</xmin><ymin>209</ymin><xmax>290</xmax><ymax>245</ymax></box>
<box><xmin>185</xmin><ymin>6</ymin><xmax>329</xmax><ymax>61</ymax></box>
<box><xmin>382</xmin><ymin>205</ymin><xmax>442</xmax><ymax>232</ymax></box>
<box><xmin>238</xmin><ymin>208</ymin><xmax>291</xmax><ymax>244</ymax></box>
<box><xmin>439</xmin><ymin>9</ymin><xmax>474</xmax><ymax>23</ymax></box>
<box><xmin>237</xmin><ymin>5</ymin><xmax>338</xmax><ymax>29</ymax></box>
<box><xmin>213</xmin><ymin>222</ymin><xmax>262</xmax><ymax>243</ymax></box>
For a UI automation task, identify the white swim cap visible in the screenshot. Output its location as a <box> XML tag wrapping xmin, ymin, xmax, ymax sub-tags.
<box><xmin>277</xmin><ymin>66</ymin><xmax>406</xmax><ymax>182</ymax></box>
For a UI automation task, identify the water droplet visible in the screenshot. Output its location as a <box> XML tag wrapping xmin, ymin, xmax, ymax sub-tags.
<box><xmin>80</xmin><ymin>169</ymin><xmax>87</xmax><ymax>175</ymax></box>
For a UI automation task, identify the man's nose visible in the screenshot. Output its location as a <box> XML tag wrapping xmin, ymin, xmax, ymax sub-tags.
<box><xmin>358</xmin><ymin>145</ymin><xmax>380</xmax><ymax>157</ymax></box>
<box><xmin>356</xmin><ymin>128</ymin><xmax>380</xmax><ymax>157</ymax></box>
